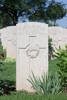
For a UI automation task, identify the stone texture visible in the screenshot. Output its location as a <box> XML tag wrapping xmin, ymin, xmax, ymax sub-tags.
<box><xmin>0</xmin><ymin>23</ymin><xmax>67</xmax><ymax>92</ymax></box>
<box><xmin>48</xmin><ymin>26</ymin><xmax>67</xmax><ymax>51</ymax></box>
<box><xmin>0</xmin><ymin>26</ymin><xmax>16</xmax><ymax>58</ymax></box>
<box><xmin>0</xmin><ymin>24</ymin><xmax>67</xmax><ymax>59</ymax></box>
<box><xmin>16</xmin><ymin>22</ymin><xmax>48</xmax><ymax>92</ymax></box>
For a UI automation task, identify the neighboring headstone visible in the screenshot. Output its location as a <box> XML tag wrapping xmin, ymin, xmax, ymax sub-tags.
<box><xmin>0</xmin><ymin>26</ymin><xmax>16</xmax><ymax>58</ymax></box>
<box><xmin>0</xmin><ymin>25</ymin><xmax>67</xmax><ymax>59</ymax></box>
<box><xmin>16</xmin><ymin>22</ymin><xmax>48</xmax><ymax>92</ymax></box>
<box><xmin>48</xmin><ymin>27</ymin><xmax>67</xmax><ymax>51</ymax></box>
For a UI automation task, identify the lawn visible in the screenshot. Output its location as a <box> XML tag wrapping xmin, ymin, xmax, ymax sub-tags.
<box><xmin>0</xmin><ymin>58</ymin><xmax>16</xmax><ymax>81</ymax></box>
<box><xmin>0</xmin><ymin>92</ymin><xmax>67</xmax><ymax>100</ymax></box>
<box><xmin>0</xmin><ymin>58</ymin><xmax>58</xmax><ymax>82</ymax></box>
<box><xmin>49</xmin><ymin>59</ymin><xmax>58</xmax><ymax>74</ymax></box>
<box><xmin>0</xmin><ymin>58</ymin><xmax>67</xmax><ymax>100</ymax></box>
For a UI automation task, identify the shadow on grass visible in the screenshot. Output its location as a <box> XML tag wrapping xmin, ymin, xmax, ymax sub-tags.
<box><xmin>0</xmin><ymin>80</ymin><xmax>15</xmax><ymax>95</ymax></box>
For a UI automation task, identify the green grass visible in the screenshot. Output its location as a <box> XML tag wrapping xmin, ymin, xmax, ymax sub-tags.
<box><xmin>0</xmin><ymin>58</ymin><xmax>58</xmax><ymax>82</ymax></box>
<box><xmin>0</xmin><ymin>58</ymin><xmax>16</xmax><ymax>81</ymax></box>
<box><xmin>0</xmin><ymin>92</ymin><xmax>67</xmax><ymax>100</ymax></box>
<box><xmin>49</xmin><ymin>59</ymin><xmax>58</xmax><ymax>75</ymax></box>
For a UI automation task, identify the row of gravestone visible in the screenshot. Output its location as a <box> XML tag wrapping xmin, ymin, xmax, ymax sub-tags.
<box><xmin>0</xmin><ymin>23</ymin><xmax>67</xmax><ymax>59</ymax></box>
<box><xmin>0</xmin><ymin>22</ymin><xmax>67</xmax><ymax>92</ymax></box>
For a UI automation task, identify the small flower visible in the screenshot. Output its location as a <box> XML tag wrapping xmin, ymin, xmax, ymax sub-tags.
<box><xmin>1</xmin><ymin>53</ymin><xmax>4</xmax><ymax>57</ymax></box>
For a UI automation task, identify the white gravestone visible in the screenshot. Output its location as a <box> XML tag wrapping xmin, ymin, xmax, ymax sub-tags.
<box><xmin>0</xmin><ymin>26</ymin><xmax>16</xmax><ymax>58</ymax></box>
<box><xmin>16</xmin><ymin>22</ymin><xmax>48</xmax><ymax>92</ymax></box>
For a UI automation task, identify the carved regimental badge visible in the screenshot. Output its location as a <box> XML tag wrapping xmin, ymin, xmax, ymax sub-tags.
<box><xmin>26</xmin><ymin>44</ymin><xmax>40</xmax><ymax>59</ymax></box>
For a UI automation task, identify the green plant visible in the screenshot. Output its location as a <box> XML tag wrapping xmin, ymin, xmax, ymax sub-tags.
<box><xmin>46</xmin><ymin>0</ymin><xmax>66</xmax><ymax>26</ymax></box>
<box><xmin>48</xmin><ymin>36</ymin><xmax>54</xmax><ymax>60</ymax></box>
<box><xmin>0</xmin><ymin>40</ymin><xmax>4</xmax><ymax>71</ymax></box>
<box><xmin>0</xmin><ymin>92</ymin><xmax>67</xmax><ymax>100</ymax></box>
<box><xmin>0</xmin><ymin>40</ymin><xmax>15</xmax><ymax>95</ymax></box>
<box><xmin>0</xmin><ymin>58</ymin><xmax>16</xmax><ymax>95</ymax></box>
<box><xmin>28</xmin><ymin>73</ymin><xmax>41</xmax><ymax>94</ymax></box>
<box><xmin>55</xmin><ymin>46</ymin><xmax>67</xmax><ymax>90</ymax></box>
<box><xmin>0</xmin><ymin>80</ymin><xmax>15</xmax><ymax>95</ymax></box>
<box><xmin>28</xmin><ymin>72</ymin><xmax>61</xmax><ymax>94</ymax></box>
<box><xmin>0</xmin><ymin>40</ymin><xmax>6</xmax><ymax>61</ymax></box>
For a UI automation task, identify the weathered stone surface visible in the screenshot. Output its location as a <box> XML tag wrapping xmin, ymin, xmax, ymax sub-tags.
<box><xmin>16</xmin><ymin>22</ymin><xmax>48</xmax><ymax>92</ymax></box>
<box><xmin>0</xmin><ymin>26</ymin><xmax>16</xmax><ymax>58</ymax></box>
<box><xmin>0</xmin><ymin>23</ymin><xmax>67</xmax><ymax>92</ymax></box>
<box><xmin>48</xmin><ymin>27</ymin><xmax>67</xmax><ymax>51</ymax></box>
<box><xmin>0</xmin><ymin>24</ymin><xmax>67</xmax><ymax>59</ymax></box>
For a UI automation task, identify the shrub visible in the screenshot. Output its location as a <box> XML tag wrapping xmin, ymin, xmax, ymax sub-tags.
<box><xmin>0</xmin><ymin>80</ymin><xmax>15</xmax><ymax>95</ymax></box>
<box><xmin>55</xmin><ymin>46</ymin><xmax>67</xmax><ymax>90</ymax></box>
<box><xmin>48</xmin><ymin>36</ymin><xmax>54</xmax><ymax>60</ymax></box>
<box><xmin>0</xmin><ymin>40</ymin><xmax>13</xmax><ymax>95</ymax></box>
<box><xmin>0</xmin><ymin>40</ymin><xmax>5</xmax><ymax>71</ymax></box>
<box><xmin>28</xmin><ymin>72</ymin><xmax>61</xmax><ymax>94</ymax></box>
<box><xmin>0</xmin><ymin>40</ymin><xmax>5</xmax><ymax>61</ymax></box>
